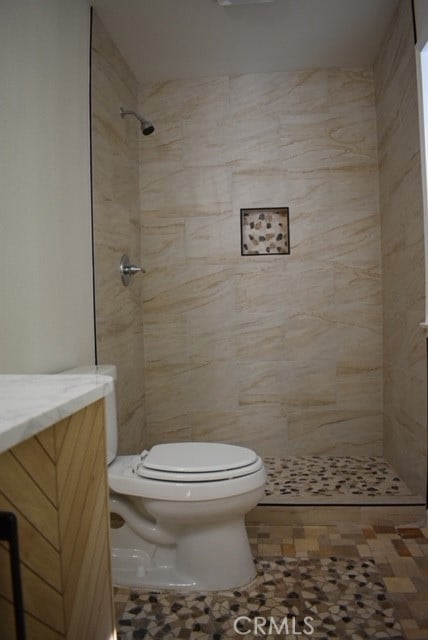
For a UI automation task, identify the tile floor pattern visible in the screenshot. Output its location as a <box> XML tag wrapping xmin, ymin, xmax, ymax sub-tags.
<box><xmin>263</xmin><ymin>457</ymin><xmax>413</xmax><ymax>499</ymax></box>
<box><xmin>114</xmin><ymin>524</ymin><xmax>428</xmax><ymax>640</ymax></box>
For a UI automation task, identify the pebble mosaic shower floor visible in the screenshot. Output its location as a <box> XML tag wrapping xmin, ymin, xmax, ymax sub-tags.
<box><xmin>262</xmin><ymin>456</ymin><xmax>416</xmax><ymax>502</ymax></box>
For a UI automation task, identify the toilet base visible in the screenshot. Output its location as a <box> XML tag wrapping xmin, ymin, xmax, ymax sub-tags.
<box><xmin>112</xmin><ymin>547</ymin><xmax>198</xmax><ymax>590</ymax></box>
<box><xmin>110</xmin><ymin>516</ymin><xmax>257</xmax><ymax>591</ymax></box>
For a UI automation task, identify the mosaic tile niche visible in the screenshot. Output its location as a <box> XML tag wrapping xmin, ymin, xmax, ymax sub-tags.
<box><xmin>241</xmin><ymin>207</ymin><xmax>290</xmax><ymax>255</ymax></box>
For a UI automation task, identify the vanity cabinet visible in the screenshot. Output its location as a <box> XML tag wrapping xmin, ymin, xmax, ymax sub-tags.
<box><xmin>0</xmin><ymin>399</ymin><xmax>115</xmax><ymax>640</ymax></box>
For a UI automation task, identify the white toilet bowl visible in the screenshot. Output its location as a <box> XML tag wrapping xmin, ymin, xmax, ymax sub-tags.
<box><xmin>64</xmin><ymin>366</ymin><xmax>266</xmax><ymax>591</ymax></box>
<box><xmin>109</xmin><ymin>443</ymin><xmax>266</xmax><ymax>590</ymax></box>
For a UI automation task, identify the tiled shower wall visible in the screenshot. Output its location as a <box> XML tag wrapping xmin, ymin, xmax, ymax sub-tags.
<box><xmin>91</xmin><ymin>13</ymin><xmax>146</xmax><ymax>454</ymax></box>
<box><xmin>139</xmin><ymin>69</ymin><xmax>383</xmax><ymax>455</ymax></box>
<box><xmin>374</xmin><ymin>1</ymin><xmax>427</xmax><ymax>495</ymax></box>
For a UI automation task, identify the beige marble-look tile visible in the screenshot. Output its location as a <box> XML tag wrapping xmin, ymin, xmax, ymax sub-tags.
<box><xmin>374</xmin><ymin>0</ymin><xmax>413</xmax><ymax>104</ymax></box>
<box><xmin>144</xmin><ymin>415</ymin><xmax>191</xmax><ymax>450</ymax></box>
<box><xmin>334</xmin><ymin>263</ymin><xmax>382</xmax><ymax>330</ymax></box>
<box><xmin>283</xmin><ymin>259</ymin><xmax>336</xmax><ymax>320</ymax></box>
<box><xmin>329</xmin><ymin>166</ymin><xmax>380</xmax><ymax>218</ymax></box>
<box><xmin>328</xmin><ymin>68</ymin><xmax>375</xmax><ymax>113</ymax></box>
<box><xmin>336</xmin><ymin>364</ymin><xmax>382</xmax><ymax>412</ymax></box>
<box><xmin>187</xmin><ymin>310</ymin><xmax>236</xmax><ymax>364</ymax></box>
<box><xmin>140</xmin><ymin>213</ymin><xmax>186</xmax><ymax>268</ymax></box>
<box><xmin>235</xmin><ymin>312</ymin><xmax>286</xmax><ymax>362</ymax></box>
<box><xmin>282</xmin><ymin>169</ymin><xmax>331</xmax><ymax>212</ymax></box>
<box><xmin>140</xmin><ymin>158</ymin><xmax>184</xmax><ymax>193</ymax></box>
<box><xmin>141</xmin><ymin>166</ymin><xmax>232</xmax><ymax>217</ymax></box>
<box><xmin>380</xmin><ymin>214</ymin><xmax>406</xmax><ymax>268</ymax></box>
<box><xmin>234</xmin><ymin>260</ymin><xmax>289</xmax><ymax>313</ymax></box>
<box><xmin>182</xmin><ymin>117</ymin><xmax>231</xmax><ymax>169</ymax></box>
<box><xmin>92</xmin><ymin>12</ymin><xmax>136</xmax><ymax>94</ymax></box>
<box><xmin>143</xmin><ymin>263</ymin><xmax>235</xmax><ymax>320</ymax></box>
<box><xmin>278</xmin><ymin>113</ymin><xmax>332</xmax><ymax>171</ymax></box>
<box><xmin>327</xmin><ymin>108</ymin><xmax>378</xmax><ymax>170</ymax></box>
<box><xmin>374</xmin><ymin>0</ymin><xmax>425</xmax><ymax>511</ymax></box>
<box><xmin>184</xmin><ymin>214</ymin><xmax>237</xmax><ymax>261</ymax></box>
<box><xmin>143</xmin><ymin>317</ymin><xmax>187</xmax><ymax>365</ymax></box>
<box><xmin>236</xmin><ymin>404</ymin><xmax>287</xmax><ymax>456</ymax></box>
<box><xmin>118</xmin><ymin>402</ymin><xmax>146</xmax><ymax>455</ymax></box>
<box><xmin>98</xmin><ymin>326</ymin><xmax>145</xmax><ymax>409</ymax></box>
<box><xmin>238</xmin><ymin>361</ymin><xmax>284</xmax><ymax>406</ymax></box>
<box><xmin>140</xmin><ymin>76</ymin><xmax>230</xmax><ymax>126</ymax></box>
<box><xmin>230</xmin><ymin>69</ymin><xmax>328</xmax><ymax>120</ymax></box>
<box><xmin>228</xmin><ymin>116</ymin><xmax>281</xmax><ymax>168</ymax></box>
<box><xmin>191</xmin><ymin>410</ymin><xmax>238</xmax><ymax>444</ymax></box>
<box><xmin>283</xmin><ymin>315</ymin><xmax>337</xmax><ymax>361</ymax></box>
<box><xmin>323</xmin><ymin>213</ymin><xmax>382</xmax><ymax>271</ymax></box>
<box><xmin>92</xmin><ymin>13</ymin><xmax>146</xmax><ymax>457</ymax></box>
<box><xmin>336</xmin><ymin>322</ymin><xmax>382</xmax><ymax>366</ymax></box>
<box><xmin>287</xmin><ymin>410</ymin><xmax>382</xmax><ymax>456</ymax></box>
<box><xmin>387</xmin><ymin>411</ymin><xmax>426</xmax><ymax>498</ymax></box>
<box><xmin>139</xmin><ymin>119</ymin><xmax>184</xmax><ymax>166</ymax></box>
<box><xmin>282</xmin><ymin>359</ymin><xmax>336</xmax><ymax>409</ymax></box>
<box><xmin>189</xmin><ymin>361</ymin><xmax>238</xmax><ymax>413</ymax></box>
<box><xmin>231</xmin><ymin>167</ymin><xmax>291</xmax><ymax>213</ymax></box>
<box><xmin>144</xmin><ymin>362</ymin><xmax>190</xmax><ymax>423</ymax></box>
<box><xmin>136</xmin><ymin>64</ymin><xmax>390</xmax><ymax>460</ymax></box>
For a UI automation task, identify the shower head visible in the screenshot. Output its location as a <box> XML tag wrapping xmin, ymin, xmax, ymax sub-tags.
<box><xmin>120</xmin><ymin>107</ymin><xmax>155</xmax><ymax>136</ymax></box>
<box><xmin>141</xmin><ymin>119</ymin><xmax>155</xmax><ymax>136</ymax></box>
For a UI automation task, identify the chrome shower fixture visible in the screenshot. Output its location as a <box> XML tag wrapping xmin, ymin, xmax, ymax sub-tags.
<box><xmin>120</xmin><ymin>107</ymin><xmax>155</xmax><ymax>136</ymax></box>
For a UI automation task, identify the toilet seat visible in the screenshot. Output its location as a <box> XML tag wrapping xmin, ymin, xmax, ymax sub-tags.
<box><xmin>108</xmin><ymin>453</ymin><xmax>266</xmax><ymax>501</ymax></box>
<box><xmin>134</xmin><ymin>442</ymin><xmax>262</xmax><ymax>482</ymax></box>
<box><xmin>143</xmin><ymin>442</ymin><xmax>257</xmax><ymax>473</ymax></box>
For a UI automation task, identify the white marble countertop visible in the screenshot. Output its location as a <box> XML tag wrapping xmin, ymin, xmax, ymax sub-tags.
<box><xmin>0</xmin><ymin>374</ymin><xmax>114</xmax><ymax>454</ymax></box>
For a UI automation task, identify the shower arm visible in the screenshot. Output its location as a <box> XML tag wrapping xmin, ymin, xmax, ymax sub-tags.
<box><xmin>120</xmin><ymin>108</ymin><xmax>140</xmax><ymax>121</ymax></box>
<box><xmin>120</xmin><ymin>107</ymin><xmax>155</xmax><ymax>135</ymax></box>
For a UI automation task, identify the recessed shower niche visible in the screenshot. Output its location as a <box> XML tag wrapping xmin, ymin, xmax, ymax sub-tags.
<box><xmin>240</xmin><ymin>207</ymin><xmax>290</xmax><ymax>256</ymax></box>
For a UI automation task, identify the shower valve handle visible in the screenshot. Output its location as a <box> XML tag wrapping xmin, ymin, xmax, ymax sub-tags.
<box><xmin>123</xmin><ymin>264</ymin><xmax>145</xmax><ymax>275</ymax></box>
<box><xmin>120</xmin><ymin>254</ymin><xmax>145</xmax><ymax>286</ymax></box>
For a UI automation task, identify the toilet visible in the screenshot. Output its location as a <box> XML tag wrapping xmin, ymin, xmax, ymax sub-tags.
<box><xmin>65</xmin><ymin>365</ymin><xmax>266</xmax><ymax>591</ymax></box>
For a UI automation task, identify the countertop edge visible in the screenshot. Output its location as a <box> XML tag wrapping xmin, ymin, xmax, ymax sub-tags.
<box><xmin>0</xmin><ymin>375</ymin><xmax>114</xmax><ymax>455</ymax></box>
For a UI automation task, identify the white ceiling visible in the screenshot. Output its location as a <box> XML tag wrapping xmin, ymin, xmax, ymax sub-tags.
<box><xmin>91</xmin><ymin>0</ymin><xmax>400</xmax><ymax>84</ymax></box>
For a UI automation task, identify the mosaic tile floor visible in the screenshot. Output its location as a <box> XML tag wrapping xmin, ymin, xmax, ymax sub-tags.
<box><xmin>115</xmin><ymin>557</ymin><xmax>402</xmax><ymax>639</ymax></box>
<box><xmin>114</xmin><ymin>524</ymin><xmax>428</xmax><ymax>640</ymax></box>
<box><xmin>262</xmin><ymin>457</ymin><xmax>416</xmax><ymax>503</ymax></box>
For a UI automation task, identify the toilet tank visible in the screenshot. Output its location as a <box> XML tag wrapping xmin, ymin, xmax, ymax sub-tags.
<box><xmin>62</xmin><ymin>364</ymin><xmax>118</xmax><ymax>464</ymax></box>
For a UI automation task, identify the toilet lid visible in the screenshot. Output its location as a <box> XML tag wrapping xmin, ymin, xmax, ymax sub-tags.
<box><xmin>134</xmin><ymin>442</ymin><xmax>262</xmax><ymax>482</ymax></box>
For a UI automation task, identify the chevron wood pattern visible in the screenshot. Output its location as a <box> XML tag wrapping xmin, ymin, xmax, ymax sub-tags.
<box><xmin>0</xmin><ymin>400</ymin><xmax>115</xmax><ymax>640</ymax></box>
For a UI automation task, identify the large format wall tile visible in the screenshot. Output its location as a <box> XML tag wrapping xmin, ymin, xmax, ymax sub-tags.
<box><xmin>287</xmin><ymin>410</ymin><xmax>383</xmax><ymax>456</ymax></box>
<box><xmin>91</xmin><ymin>13</ymin><xmax>146</xmax><ymax>454</ymax></box>
<box><xmin>374</xmin><ymin>0</ymin><xmax>426</xmax><ymax>495</ymax></box>
<box><xmin>140</xmin><ymin>66</ymin><xmax>383</xmax><ymax>456</ymax></box>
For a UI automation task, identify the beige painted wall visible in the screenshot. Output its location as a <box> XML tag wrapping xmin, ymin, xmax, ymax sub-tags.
<box><xmin>0</xmin><ymin>0</ymin><xmax>94</xmax><ymax>373</ymax></box>
<box><xmin>374</xmin><ymin>0</ymin><xmax>427</xmax><ymax>496</ymax></box>
<box><xmin>139</xmin><ymin>69</ymin><xmax>383</xmax><ymax>456</ymax></box>
<box><xmin>91</xmin><ymin>13</ymin><xmax>146</xmax><ymax>454</ymax></box>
